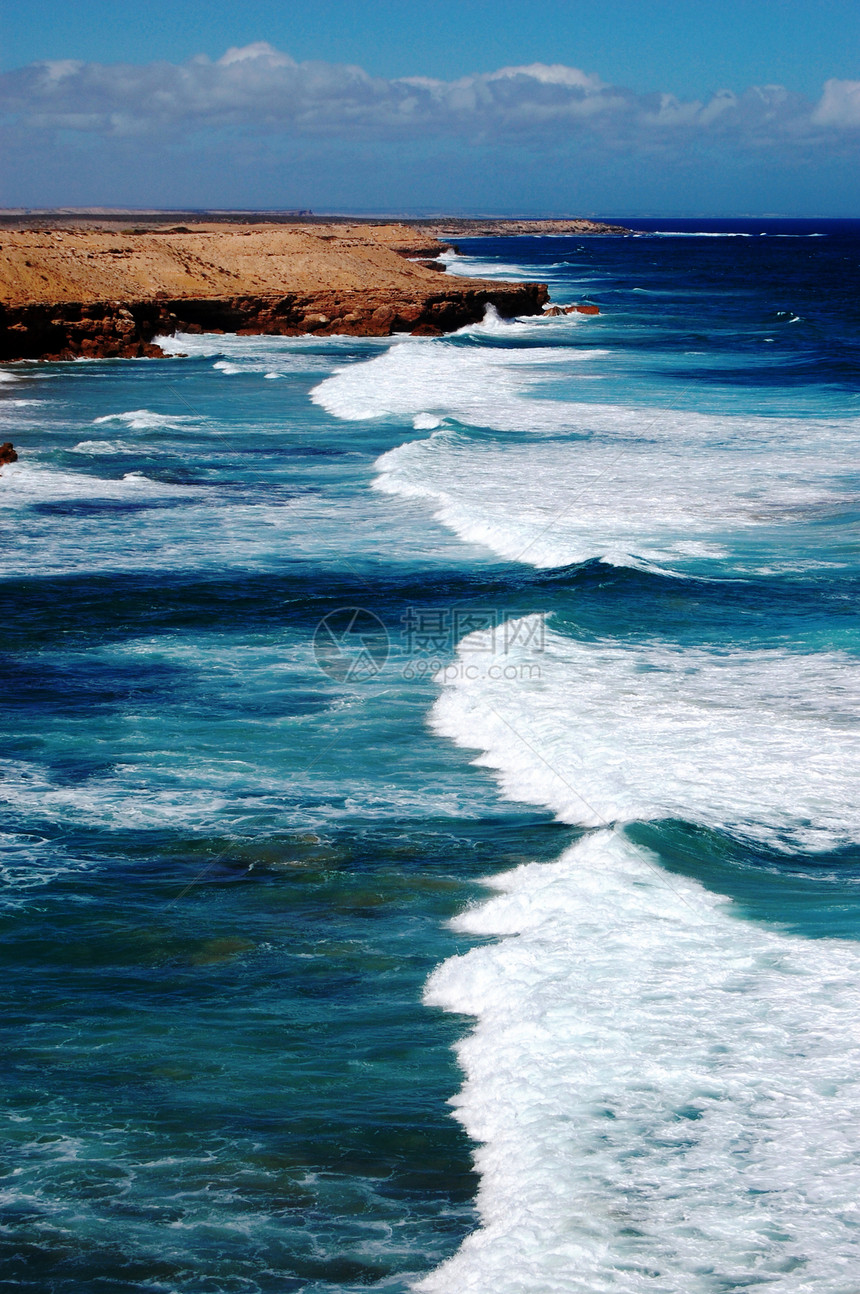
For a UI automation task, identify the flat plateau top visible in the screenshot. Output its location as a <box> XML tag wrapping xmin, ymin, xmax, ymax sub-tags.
<box><xmin>0</xmin><ymin>223</ymin><xmax>460</xmax><ymax>307</ymax></box>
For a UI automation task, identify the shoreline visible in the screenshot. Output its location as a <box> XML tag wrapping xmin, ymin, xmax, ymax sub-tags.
<box><xmin>0</xmin><ymin>218</ymin><xmax>621</xmax><ymax>361</ymax></box>
<box><xmin>0</xmin><ymin>283</ymin><xmax>549</xmax><ymax>363</ymax></box>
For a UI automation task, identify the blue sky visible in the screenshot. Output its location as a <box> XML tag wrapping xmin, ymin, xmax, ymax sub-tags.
<box><xmin>1</xmin><ymin>0</ymin><xmax>858</xmax><ymax>214</ymax></box>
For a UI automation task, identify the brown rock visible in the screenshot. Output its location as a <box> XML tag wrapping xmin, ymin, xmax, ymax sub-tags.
<box><xmin>565</xmin><ymin>304</ymin><xmax>600</xmax><ymax>315</ymax></box>
<box><xmin>0</xmin><ymin>442</ymin><xmax>18</xmax><ymax>465</ymax></box>
<box><xmin>0</xmin><ymin>222</ymin><xmax>550</xmax><ymax>359</ymax></box>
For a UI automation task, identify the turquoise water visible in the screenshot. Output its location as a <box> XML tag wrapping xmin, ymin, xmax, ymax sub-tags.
<box><xmin>2</xmin><ymin>221</ymin><xmax>860</xmax><ymax>1291</ymax></box>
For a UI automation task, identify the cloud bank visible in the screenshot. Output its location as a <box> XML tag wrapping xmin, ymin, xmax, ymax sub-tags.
<box><xmin>2</xmin><ymin>43</ymin><xmax>857</xmax><ymax>146</ymax></box>
<box><xmin>1</xmin><ymin>44</ymin><xmax>857</xmax><ymax>212</ymax></box>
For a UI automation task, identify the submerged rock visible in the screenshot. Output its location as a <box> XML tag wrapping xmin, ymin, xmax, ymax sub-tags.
<box><xmin>543</xmin><ymin>303</ymin><xmax>601</xmax><ymax>317</ymax></box>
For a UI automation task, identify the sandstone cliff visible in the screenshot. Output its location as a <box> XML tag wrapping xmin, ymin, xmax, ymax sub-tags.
<box><xmin>0</xmin><ymin>223</ymin><xmax>548</xmax><ymax>361</ymax></box>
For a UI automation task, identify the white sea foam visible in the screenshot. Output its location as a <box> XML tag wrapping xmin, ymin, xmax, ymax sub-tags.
<box><xmin>644</xmin><ymin>231</ymin><xmax>757</xmax><ymax>237</ymax></box>
<box><xmin>312</xmin><ymin>338</ymin><xmax>608</xmax><ymax>429</ymax></box>
<box><xmin>317</xmin><ymin>343</ymin><xmax>855</xmax><ymax>565</ymax></box>
<box><xmin>419</xmin><ymin>626</ymin><xmax>860</xmax><ymax>1290</ymax></box>
<box><xmin>71</xmin><ymin>440</ymin><xmax>140</xmax><ymax>455</ymax></box>
<box><xmin>93</xmin><ymin>409</ymin><xmax>203</xmax><ymax>431</ymax></box>
<box><xmin>442</xmin><ymin>250</ymin><xmax>535</xmax><ymax>281</ymax></box>
<box><xmin>0</xmin><ymin>830</ymin><xmax>94</xmax><ymax>908</ymax></box>
<box><xmin>0</xmin><ymin>397</ymin><xmax>48</xmax><ymax>441</ymax></box>
<box><xmin>442</xmin><ymin>250</ymin><xmax>606</xmax><ymax>303</ymax></box>
<box><xmin>158</xmin><ymin>331</ymin><xmax>370</xmax><ymax>357</ymax></box>
<box><xmin>0</xmin><ymin>458</ymin><xmax>487</xmax><ymax>577</ymax></box>
<box><xmin>0</xmin><ymin>461</ymin><xmax>202</xmax><ymax>507</ymax></box>
<box><xmin>379</xmin><ymin>416</ymin><xmax>860</xmax><ymax>571</ymax></box>
<box><xmin>156</xmin><ymin>330</ymin><xmax>377</xmax><ymax>376</ymax></box>
<box><xmin>311</xmin><ymin>339</ymin><xmax>860</xmax><ymax>571</ymax></box>
<box><xmin>432</xmin><ymin>626</ymin><xmax>860</xmax><ymax>851</ymax></box>
<box><xmin>0</xmin><ymin>684</ymin><xmax>494</xmax><ymax>833</ymax></box>
<box><xmin>0</xmin><ymin>758</ymin><xmax>231</xmax><ymax>831</ymax></box>
<box><xmin>418</xmin><ymin>829</ymin><xmax>860</xmax><ymax>1294</ymax></box>
<box><xmin>455</xmin><ymin>303</ymin><xmax>599</xmax><ymax>340</ymax></box>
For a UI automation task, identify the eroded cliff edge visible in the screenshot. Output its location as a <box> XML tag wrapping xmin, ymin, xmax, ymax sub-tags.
<box><xmin>0</xmin><ymin>223</ymin><xmax>549</xmax><ymax>360</ymax></box>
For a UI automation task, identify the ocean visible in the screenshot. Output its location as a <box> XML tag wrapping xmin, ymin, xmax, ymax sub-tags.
<box><xmin>1</xmin><ymin>218</ymin><xmax>859</xmax><ymax>1292</ymax></box>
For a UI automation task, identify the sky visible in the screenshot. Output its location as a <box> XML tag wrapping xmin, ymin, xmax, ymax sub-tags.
<box><xmin>0</xmin><ymin>0</ymin><xmax>858</xmax><ymax>215</ymax></box>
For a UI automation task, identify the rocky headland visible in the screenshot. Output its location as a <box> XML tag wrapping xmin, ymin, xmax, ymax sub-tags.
<box><xmin>419</xmin><ymin>217</ymin><xmax>630</xmax><ymax>237</ymax></box>
<box><xmin>0</xmin><ymin>222</ymin><xmax>552</xmax><ymax>361</ymax></box>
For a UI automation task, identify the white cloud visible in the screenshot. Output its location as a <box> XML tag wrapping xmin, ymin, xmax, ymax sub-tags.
<box><xmin>813</xmin><ymin>78</ymin><xmax>860</xmax><ymax>128</ymax></box>
<box><xmin>217</xmin><ymin>42</ymin><xmax>295</xmax><ymax>68</ymax></box>
<box><xmin>0</xmin><ymin>45</ymin><xmax>851</xmax><ymax>152</ymax></box>
<box><xmin>485</xmin><ymin>63</ymin><xmax>605</xmax><ymax>91</ymax></box>
<box><xmin>39</xmin><ymin>59</ymin><xmax>85</xmax><ymax>83</ymax></box>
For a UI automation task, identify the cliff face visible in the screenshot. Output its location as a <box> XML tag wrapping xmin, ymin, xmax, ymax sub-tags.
<box><xmin>0</xmin><ymin>283</ymin><xmax>548</xmax><ymax>361</ymax></box>
<box><xmin>0</xmin><ymin>223</ymin><xmax>549</xmax><ymax>360</ymax></box>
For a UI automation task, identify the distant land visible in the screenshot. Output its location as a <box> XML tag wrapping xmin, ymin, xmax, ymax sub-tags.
<box><xmin>0</xmin><ymin>209</ymin><xmax>629</xmax><ymax>234</ymax></box>
<box><xmin>0</xmin><ymin>214</ymin><xmax>627</xmax><ymax>361</ymax></box>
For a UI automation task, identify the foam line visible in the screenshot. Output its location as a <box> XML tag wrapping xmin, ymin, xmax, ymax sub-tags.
<box><xmin>417</xmin><ymin>829</ymin><xmax>860</xmax><ymax>1293</ymax></box>
<box><xmin>314</xmin><ymin>339</ymin><xmax>860</xmax><ymax>575</ymax></box>
<box><xmin>376</xmin><ymin>420</ymin><xmax>859</xmax><ymax>572</ymax></box>
<box><xmin>312</xmin><ymin>339</ymin><xmax>610</xmax><ymax>430</ymax></box>
<box><xmin>93</xmin><ymin>409</ymin><xmax>204</xmax><ymax>431</ymax></box>
<box><xmin>432</xmin><ymin>625</ymin><xmax>860</xmax><ymax>851</ymax></box>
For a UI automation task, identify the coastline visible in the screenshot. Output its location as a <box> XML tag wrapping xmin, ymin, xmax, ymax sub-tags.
<box><xmin>0</xmin><ymin>221</ymin><xmax>561</xmax><ymax>361</ymax></box>
<box><xmin>4</xmin><ymin>218</ymin><xmax>859</xmax><ymax>1291</ymax></box>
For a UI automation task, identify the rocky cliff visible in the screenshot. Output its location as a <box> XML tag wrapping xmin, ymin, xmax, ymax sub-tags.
<box><xmin>0</xmin><ymin>284</ymin><xmax>547</xmax><ymax>361</ymax></box>
<box><xmin>0</xmin><ymin>223</ymin><xmax>548</xmax><ymax>361</ymax></box>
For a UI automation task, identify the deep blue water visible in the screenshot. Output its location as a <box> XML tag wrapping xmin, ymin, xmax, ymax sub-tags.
<box><xmin>2</xmin><ymin>220</ymin><xmax>860</xmax><ymax>1292</ymax></box>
